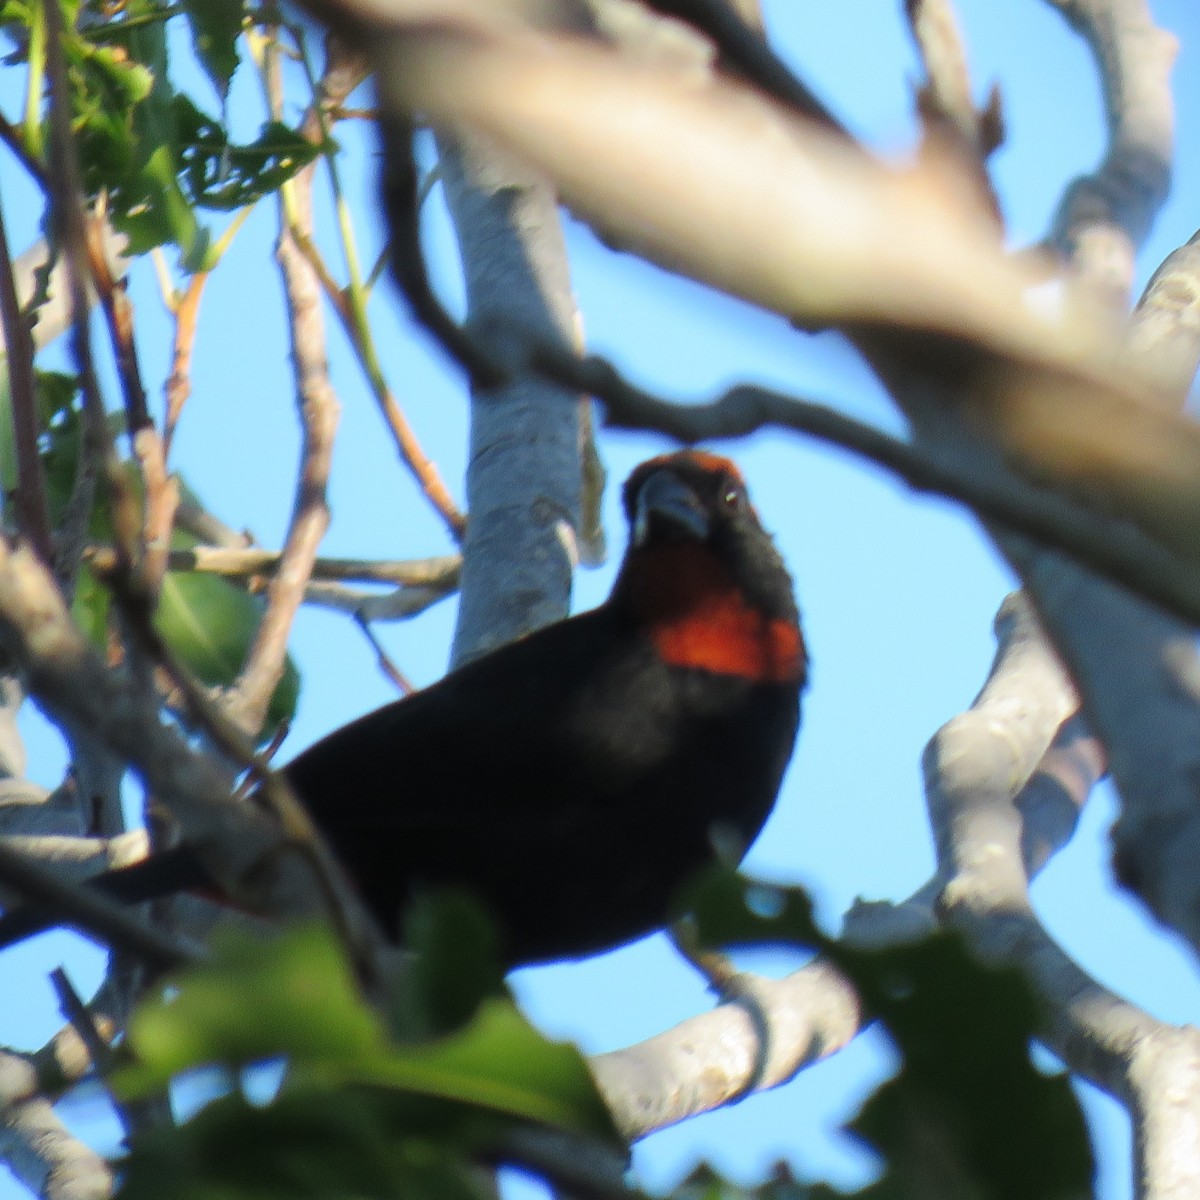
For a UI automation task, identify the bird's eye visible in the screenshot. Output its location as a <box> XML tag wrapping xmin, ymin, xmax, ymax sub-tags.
<box><xmin>722</xmin><ymin>485</ymin><xmax>742</xmax><ymax>508</ymax></box>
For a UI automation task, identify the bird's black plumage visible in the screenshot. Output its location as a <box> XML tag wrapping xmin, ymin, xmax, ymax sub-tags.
<box><xmin>0</xmin><ymin>451</ymin><xmax>805</xmax><ymax>966</ymax></box>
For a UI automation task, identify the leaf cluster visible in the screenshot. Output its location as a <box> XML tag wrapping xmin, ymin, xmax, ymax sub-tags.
<box><xmin>686</xmin><ymin>870</ymin><xmax>1094</xmax><ymax>1200</ymax></box>
<box><xmin>0</xmin><ymin>370</ymin><xmax>299</xmax><ymax>735</ymax></box>
<box><xmin>0</xmin><ymin>0</ymin><xmax>322</xmax><ymax>268</ymax></box>
<box><xmin>111</xmin><ymin>903</ymin><xmax>621</xmax><ymax>1200</ymax></box>
<box><xmin>101</xmin><ymin>873</ymin><xmax>1094</xmax><ymax>1200</ymax></box>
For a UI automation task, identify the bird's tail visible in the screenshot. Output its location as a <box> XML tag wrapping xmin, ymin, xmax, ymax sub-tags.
<box><xmin>0</xmin><ymin>845</ymin><xmax>213</xmax><ymax>950</ymax></box>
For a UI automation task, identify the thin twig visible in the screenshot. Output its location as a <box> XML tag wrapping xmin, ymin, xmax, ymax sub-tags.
<box><xmin>83</xmin><ymin>544</ymin><xmax>461</xmax><ymax>586</ymax></box>
<box><xmin>532</xmin><ymin>344</ymin><xmax>1200</xmax><ymax>629</ymax></box>
<box><xmin>48</xmin><ymin>968</ymin><xmax>111</xmax><ymax>1073</ymax></box>
<box><xmin>163</xmin><ymin>271</ymin><xmax>207</xmax><ymax>457</ymax></box>
<box><xmin>0</xmin><ymin>110</ymin><xmax>50</xmax><ymax>195</ymax></box>
<box><xmin>41</xmin><ymin>0</ymin><xmax>120</xmax><ymax>593</ymax></box>
<box><xmin>85</xmin><ymin>224</ymin><xmax>150</xmax><ymax>431</ymax></box>
<box><xmin>352</xmin><ymin>611</ymin><xmax>414</xmax><ymax>694</ymax></box>
<box><xmin>225</xmin><ymin>28</ymin><xmax>340</xmax><ymax>739</ymax></box>
<box><xmin>641</xmin><ymin>0</ymin><xmax>854</xmax><ymax>142</ymax></box>
<box><xmin>379</xmin><ymin>113</ymin><xmax>504</xmax><ymax>390</ymax></box>
<box><xmin>0</xmin><ymin>197</ymin><xmax>53</xmax><ymax>563</ymax></box>
<box><xmin>904</xmin><ymin>0</ymin><xmax>1002</xmax><ymax>156</ymax></box>
<box><xmin>84</xmin><ymin>220</ymin><xmax>180</xmax><ymax>600</ymax></box>
<box><xmin>286</xmin><ymin>28</ymin><xmax>467</xmax><ymax>541</ymax></box>
<box><xmin>288</xmin><ymin>223</ymin><xmax>468</xmax><ymax>541</ymax></box>
<box><xmin>0</xmin><ymin>841</ymin><xmax>198</xmax><ymax>969</ymax></box>
<box><xmin>302</xmin><ymin>580</ymin><xmax>455</xmax><ymax>621</ymax></box>
<box><xmin>903</xmin><ymin>0</ymin><xmax>1004</xmax><ymax>222</ymax></box>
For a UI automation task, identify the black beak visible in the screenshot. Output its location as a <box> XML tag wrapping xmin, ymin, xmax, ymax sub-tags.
<box><xmin>633</xmin><ymin>470</ymin><xmax>709</xmax><ymax>547</ymax></box>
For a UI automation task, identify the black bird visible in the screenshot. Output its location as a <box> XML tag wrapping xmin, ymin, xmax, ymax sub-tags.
<box><xmin>0</xmin><ymin>451</ymin><xmax>805</xmax><ymax>967</ymax></box>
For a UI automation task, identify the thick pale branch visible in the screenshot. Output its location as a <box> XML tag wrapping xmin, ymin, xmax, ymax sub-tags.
<box><xmin>1043</xmin><ymin>0</ymin><xmax>1176</xmax><ymax>303</ymax></box>
<box><xmin>433</xmin><ymin>131</ymin><xmax>584</xmax><ymax>664</ymax></box>
<box><xmin>1126</xmin><ymin>228</ymin><xmax>1200</xmax><ymax>404</ymax></box>
<box><xmin>918</xmin><ymin>593</ymin><xmax>1200</xmax><ymax>1200</ymax></box>
<box><xmin>0</xmin><ymin>1050</ymin><xmax>114</xmax><ymax>1200</ymax></box>
<box><xmin>352</xmin><ymin>9</ymin><xmax>1200</xmax><ymax>583</ymax></box>
<box><xmin>590</xmin><ymin>961</ymin><xmax>860</xmax><ymax>1141</ymax></box>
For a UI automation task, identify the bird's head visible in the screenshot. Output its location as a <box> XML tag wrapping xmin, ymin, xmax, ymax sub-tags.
<box><xmin>614</xmin><ymin>451</ymin><xmax>805</xmax><ymax>685</ymax></box>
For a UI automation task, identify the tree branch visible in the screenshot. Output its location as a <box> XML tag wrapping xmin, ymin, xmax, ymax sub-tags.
<box><xmin>536</xmin><ymin>345</ymin><xmax>1200</xmax><ymax>628</ymax></box>
<box><xmin>590</xmin><ymin>960</ymin><xmax>860</xmax><ymax>1141</ymax></box>
<box><xmin>0</xmin><ymin>1048</ymin><xmax>114</xmax><ymax>1200</ymax></box>
<box><xmin>224</xmin><ymin>31</ymin><xmax>343</xmax><ymax>738</ymax></box>
<box><xmin>915</xmin><ymin>594</ymin><xmax>1200</xmax><ymax>1200</ymax></box>
<box><xmin>0</xmin><ymin>841</ymin><xmax>197</xmax><ymax>970</ymax></box>
<box><xmin>429</xmin><ymin>130</ymin><xmax>585</xmax><ymax>664</ymax></box>
<box><xmin>1043</xmin><ymin>0</ymin><xmax>1177</xmax><ymax>305</ymax></box>
<box><xmin>0</xmin><ymin>197</ymin><xmax>53</xmax><ymax>564</ymax></box>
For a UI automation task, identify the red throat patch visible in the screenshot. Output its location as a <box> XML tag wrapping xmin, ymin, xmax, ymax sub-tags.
<box><xmin>626</xmin><ymin>544</ymin><xmax>805</xmax><ymax>684</ymax></box>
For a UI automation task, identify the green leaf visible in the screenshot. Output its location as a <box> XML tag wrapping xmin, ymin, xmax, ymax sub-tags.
<box><xmin>682</xmin><ymin>864</ymin><xmax>820</xmax><ymax>949</ymax></box>
<box><xmin>0</xmin><ymin>368</ymin><xmax>82</xmax><ymax>525</ymax></box>
<box><xmin>118</xmin><ymin>1086</ymin><xmax>490</xmax><ymax>1200</ymax></box>
<box><xmin>71</xmin><ymin>16</ymin><xmax>211</xmax><ymax>266</ymax></box>
<box><xmin>846</xmin><ymin>937</ymin><xmax>1093</xmax><ymax>1200</ymax></box>
<box><xmin>153</xmin><ymin>559</ymin><xmax>301</xmax><ymax>735</ymax></box>
<box><xmin>174</xmin><ymin>95</ymin><xmax>325</xmax><ymax>211</ymax></box>
<box><xmin>391</xmin><ymin>890</ymin><xmax>507</xmax><ymax>1042</ymax></box>
<box><xmin>114</xmin><ymin>924</ymin><xmax>385</xmax><ymax>1098</ymax></box>
<box><xmin>114</xmin><ymin>924</ymin><xmax>618</xmax><ymax>1143</ymax></box>
<box><xmin>686</xmin><ymin>870</ymin><xmax>1093</xmax><ymax>1200</ymax></box>
<box><xmin>181</xmin><ymin>0</ymin><xmax>243</xmax><ymax>101</ymax></box>
<box><xmin>345</xmin><ymin>997</ymin><xmax>619</xmax><ymax>1140</ymax></box>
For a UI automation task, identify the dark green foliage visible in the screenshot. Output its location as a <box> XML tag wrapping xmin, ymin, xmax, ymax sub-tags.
<box><xmin>174</xmin><ymin>96</ymin><xmax>326</xmax><ymax>211</ymax></box>
<box><xmin>687</xmin><ymin>868</ymin><xmax>1094</xmax><ymax>1200</ymax></box>
<box><xmin>0</xmin><ymin>0</ymin><xmax>319</xmax><ymax>265</ymax></box>
<box><xmin>112</xmin><ymin>922</ymin><xmax>623</xmax><ymax>1200</ymax></box>
<box><xmin>392</xmin><ymin>891</ymin><xmax>508</xmax><ymax>1042</ymax></box>
<box><xmin>119</xmin><ymin>1087</ymin><xmax>492</xmax><ymax>1200</ymax></box>
<box><xmin>676</xmin><ymin>1163</ymin><xmax>842</xmax><ymax>1200</ymax></box>
<box><xmin>181</xmin><ymin>0</ymin><xmax>242</xmax><ymax>100</ymax></box>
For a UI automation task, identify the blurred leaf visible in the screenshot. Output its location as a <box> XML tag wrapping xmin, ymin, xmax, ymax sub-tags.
<box><xmin>181</xmin><ymin>0</ymin><xmax>243</xmax><ymax>101</ymax></box>
<box><xmin>348</xmin><ymin>997</ymin><xmax>619</xmax><ymax>1140</ymax></box>
<box><xmin>175</xmin><ymin>96</ymin><xmax>325</xmax><ymax>211</ymax></box>
<box><xmin>0</xmin><ymin>366</ymin><xmax>78</xmax><ymax>497</ymax></box>
<box><xmin>674</xmin><ymin>1164</ymin><xmax>840</xmax><ymax>1200</ymax></box>
<box><xmin>114</xmin><ymin>924</ymin><xmax>384</xmax><ymax>1098</ymax></box>
<box><xmin>115</xmin><ymin>924</ymin><xmax>619</xmax><ymax>1143</ymax></box>
<box><xmin>682</xmin><ymin>864</ymin><xmax>819</xmax><ymax>949</ymax></box>
<box><xmin>71</xmin><ymin>16</ymin><xmax>210</xmax><ymax>266</ymax></box>
<box><xmin>154</xmin><ymin>556</ymin><xmax>300</xmax><ymax>734</ymax></box>
<box><xmin>391</xmin><ymin>890</ymin><xmax>507</xmax><ymax>1042</ymax></box>
<box><xmin>118</xmin><ymin>1086</ymin><xmax>489</xmax><ymax>1200</ymax></box>
<box><xmin>688</xmin><ymin>869</ymin><xmax>1093</xmax><ymax>1200</ymax></box>
<box><xmin>847</xmin><ymin>937</ymin><xmax>1092</xmax><ymax>1200</ymax></box>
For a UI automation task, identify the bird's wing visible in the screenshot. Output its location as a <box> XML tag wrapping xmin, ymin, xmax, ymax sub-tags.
<box><xmin>284</xmin><ymin>609</ymin><xmax>652</xmax><ymax>835</ymax></box>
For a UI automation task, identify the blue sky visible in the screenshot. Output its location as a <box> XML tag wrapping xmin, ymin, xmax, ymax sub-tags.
<box><xmin>1</xmin><ymin>2</ymin><xmax>1200</xmax><ymax>1198</ymax></box>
